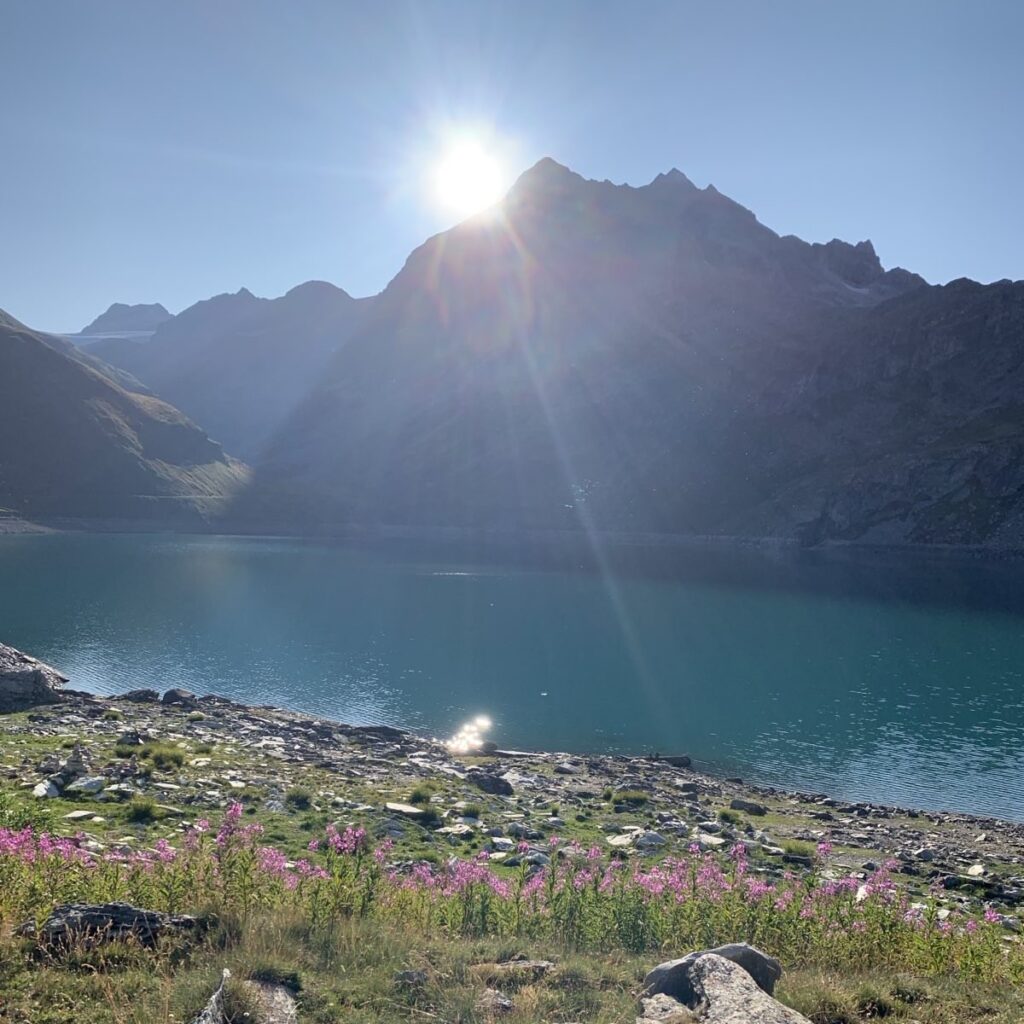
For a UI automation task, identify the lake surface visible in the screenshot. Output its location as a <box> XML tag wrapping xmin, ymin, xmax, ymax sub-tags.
<box><xmin>1</xmin><ymin>532</ymin><xmax>1022</xmax><ymax>820</ymax></box>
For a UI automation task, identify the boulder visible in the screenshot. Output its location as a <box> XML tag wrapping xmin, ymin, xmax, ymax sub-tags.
<box><xmin>467</xmin><ymin>769</ymin><xmax>514</xmax><ymax>796</ymax></box>
<box><xmin>0</xmin><ymin>643</ymin><xmax>67</xmax><ymax>712</ymax></box>
<box><xmin>162</xmin><ymin>688</ymin><xmax>199</xmax><ymax>707</ymax></box>
<box><xmin>18</xmin><ymin>902</ymin><xmax>197</xmax><ymax>948</ymax></box>
<box><xmin>729</xmin><ymin>798</ymin><xmax>767</xmax><ymax>816</ymax></box>
<box><xmin>122</xmin><ymin>688</ymin><xmax>161</xmax><ymax>703</ymax></box>
<box><xmin>642</xmin><ymin>943</ymin><xmax>782</xmax><ymax>1001</ymax></box>
<box><xmin>650</xmin><ymin>953</ymin><xmax>810</xmax><ymax>1023</ymax></box>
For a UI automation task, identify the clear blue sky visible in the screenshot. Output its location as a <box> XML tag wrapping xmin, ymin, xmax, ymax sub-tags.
<box><xmin>3</xmin><ymin>0</ymin><xmax>1022</xmax><ymax>332</ymax></box>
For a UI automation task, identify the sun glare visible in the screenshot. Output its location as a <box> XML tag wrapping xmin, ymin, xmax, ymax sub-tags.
<box><xmin>431</xmin><ymin>140</ymin><xmax>506</xmax><ymax>219</ymax></box>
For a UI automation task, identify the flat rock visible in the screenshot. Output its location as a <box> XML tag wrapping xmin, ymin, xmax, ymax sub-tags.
<box><xmin>385</xmin><ymin>802</ymin><xmax>424</xmax><ymax>817</ymax></box>
<box><xmin>19</xmin><ymin>902</ymin><xmax>197</xmax><ymax>948</ymax></box>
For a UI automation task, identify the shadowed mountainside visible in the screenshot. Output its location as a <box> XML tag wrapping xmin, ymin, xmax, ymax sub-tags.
<box><xmin>0</xmin><ymin>311</ymin><xmax>248</xmax><ymax>522</ymax></box>
<box><xmin>234</xmin><ymin>159</ymin><xmax>1022</xmax><ymax>548</ymax></box>
<box><xmin>87</xmin><ymin>282</ymin><xmax>373</xmax><ymax>460</ymax></box>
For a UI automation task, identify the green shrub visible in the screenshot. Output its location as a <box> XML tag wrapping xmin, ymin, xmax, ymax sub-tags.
<box><xmin>409</xmin><ymin>784</ymin><xmax>436</xmax><ymax>806</ymax></box>
<box><xmin>102</xmin><ymin>708</ymin><xmax>124</xmax><ymax>722</ymax></box>
<box><xmin>718</xmin><ymin>808</ymin><xmax>741</xmax><ymax>825</ymax></box>
<box><xmin>125</xmin><ymin>797</ymin><xmax>160</xmax><ymax>823</ymax></box>
<box><xmin>615</xmin><ymin>790</ymin><xmax>649</xmax><ymax>806</ymax></box>
<box><xmin>285</xmin><ymin>787</ymin><xmax>313</xmax><ymax>811</ymax></box>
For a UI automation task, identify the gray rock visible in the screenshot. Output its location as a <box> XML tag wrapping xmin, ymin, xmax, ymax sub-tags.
<box><xmin>467</xmin><ymin>769</ymin><xmax>514</xmax><ymax>796</ymax></box>
<box><xmin>162</xmin><ymin>688</ymin><xmax>198</xmax><ymax>707</ymax></box>
<box><xmin>0</xmin><ymin>643</ymin><xmax>67</xmax><ymax>712</ymax></box>
<box><xmin>667</xmin><ymin>953</ymin><xmax>809</xmax><ymax>1022</ymax></box>
<box><xmin>65</xmin><ymin>776</ymin><xmax>106</xmax><ymax>794</ymax></box>
<box><xmin>642</xmin><ymin>943</ymin><xmax>782</xmax><ymax>1001</ymax></box>
<box><xmin>239</xmin><ymin>979</ymin><xmax>298</xmax><ymax>1024</ymax></box>
<box><xmin>122</xmin><ymin>688</ymin><xmax>160</xmax><ymax>703</ymax></box>
<box><xmin>190</xmin><ymin>969</ymin><xmax>230</xmax><ymax>1024</ymax></box>
<box><xmin>19</xmin><ymin>902</ymin><xmax>197</xmax><ymax>948</ymax></box>
<box><xmin>637</xmin><ymin>992</ymin><xmax>694</xmax><ymax>1022</ymax></box>
<box><xmin>729</xmin><ymin>798</ymin><xmax>768</xmax><ymax>816</ymax></box>
<box><xmin>477</xmin><ymin>988</ymin><xmax>514</xmax><ymax>1014</ymax></box>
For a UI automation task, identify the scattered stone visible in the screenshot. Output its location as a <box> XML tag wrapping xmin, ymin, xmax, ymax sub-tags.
<box><xmin>32</xmin><ymin>780</ymin><xmax>60</xmax><ymax>798</ymax></box>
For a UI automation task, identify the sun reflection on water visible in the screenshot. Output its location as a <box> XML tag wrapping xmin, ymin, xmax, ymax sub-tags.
<box><xmin>443</xmin><ymin>714</ymin><xmax>493</xmax><ymax>754</ymax></box>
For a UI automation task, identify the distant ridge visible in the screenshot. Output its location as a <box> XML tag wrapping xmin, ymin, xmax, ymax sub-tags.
<box><xmin>0</xmin><ymin>309</ymin><xmax>248</xmax><ymax>523</ymax></box>
<box><xmin>79</xmin><ymin>301</ymin><xmax>171</xmax><ymax>336</ymax></box>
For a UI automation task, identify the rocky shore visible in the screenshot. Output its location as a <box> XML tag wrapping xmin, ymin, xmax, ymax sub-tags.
<box><xmin>1</xmin><ymin>642</ymin><xmax>1021</xmax><ymax>926</ymax></box>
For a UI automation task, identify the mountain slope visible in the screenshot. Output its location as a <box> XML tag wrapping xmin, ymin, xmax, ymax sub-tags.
<box><xmin>0</xmin><ymin>313</ymin><xmax>248</xmax><ymax>522</ymax></box>
<box><xmin>249</xmin><ymin>159</ymin><xmax>1024</xmax><ymax>546</ymax></box>
<box><xmin>88</xmin><ymin>283</ymin><xmax>372</xmax><ymax>459</ymax></box>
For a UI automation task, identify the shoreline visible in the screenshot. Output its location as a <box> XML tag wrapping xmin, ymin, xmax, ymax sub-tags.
<box><xmin>3</xmin><ymin>684</ymin><xmax>1020</xmax><ymax>914</ymax></box>
<box><xmin>11</xmin><ymin>517</ymin><xmax>1024</xmax><ymax>562</ymax></box>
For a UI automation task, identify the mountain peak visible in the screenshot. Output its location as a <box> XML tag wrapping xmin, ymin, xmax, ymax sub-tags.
<box><xmin>648</xmin><ymin>167</ymin><xmax>697</xmax><ymax>191</ymax></box>
<box><xmin>509</xmin><ymin>157</ymin><xmax>585</xmax><ymax>196</ymax></box>
<box><xmin>79</xmin><ymin>301</ymin><xmax>171</xmax><ymax>336</ymax></box>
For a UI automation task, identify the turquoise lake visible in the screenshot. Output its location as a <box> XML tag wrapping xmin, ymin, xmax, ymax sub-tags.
<box><xmin>0</xmin><ymin>532</ymin><xmax>1022</xmax><ymax>820</ymax></box>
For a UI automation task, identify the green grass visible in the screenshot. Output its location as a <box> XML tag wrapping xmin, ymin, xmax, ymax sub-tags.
<box><xmin>1</xmin><ymin>911</ymin><xmax>1021</xmax><ymax>1024</ymax></box>
<box><xmin>718</xmin><ymin>808</ymin><xmax>742</xmax><ymax>825</ymax></box>
<box><xmin>782</xmin><ymin>839</ymin><xmax>816</xmax><ymax>858</ymax></box>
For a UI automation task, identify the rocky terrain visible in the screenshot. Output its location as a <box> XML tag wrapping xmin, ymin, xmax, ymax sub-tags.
<box><xmin>2</xmin><ymin>644</ymin><xmax>1021</xmax><ymax>922</ymax></box>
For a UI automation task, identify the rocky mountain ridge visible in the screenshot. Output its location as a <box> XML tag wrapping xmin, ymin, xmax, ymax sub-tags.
<box><xmin>23</xmin><ymin>158</ymin><xmax>1024</xmax><ymax>548</ymax></box>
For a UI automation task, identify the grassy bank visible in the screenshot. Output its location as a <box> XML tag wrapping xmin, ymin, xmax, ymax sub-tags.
<box><xmin>1</xmin><ymin>801</ymin><xmax>1023</xmax><ymax>1022</ymax></box>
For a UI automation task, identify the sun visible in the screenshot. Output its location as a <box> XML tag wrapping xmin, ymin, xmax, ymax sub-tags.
<box><xmin>431</xmin><ymin>139</ymin><xmax>506</xmax><ymax>219</ymax></box>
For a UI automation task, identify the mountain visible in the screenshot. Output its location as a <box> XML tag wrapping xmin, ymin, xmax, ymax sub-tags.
<box><xmin>87</xmin><ymin>283</ymin><xmax>372</xmax><ymax>460</ymax></box>
<box><xmin>0</xmin><ymin>310</ymin><xmax>248</xmax><ymax>523</ymax></box>
<box><xmin>78</xmin><ymin>301</ymin><xmax>171</xmax><ymax>337</ymax></box>
<box><xmin>243</xmin><ymin>157</ymin><xmax>1024</xmax><ymax>547</ymax></box>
